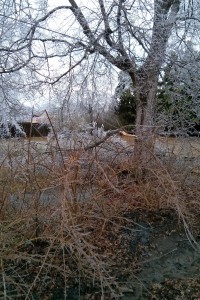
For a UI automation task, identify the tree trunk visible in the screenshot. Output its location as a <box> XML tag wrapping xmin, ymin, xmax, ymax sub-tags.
<box><xmin>133</xmin><ymin>71</ymin><xmax>159</xmax><ymax>163</ymax></box>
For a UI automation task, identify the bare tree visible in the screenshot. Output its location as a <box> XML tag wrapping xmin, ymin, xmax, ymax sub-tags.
<box><xmin>67</xmin><ymin>0</ymin><xmax>198</xmax><ymax>137</ymax></box>
<box><xmin>0</xmin><ymin>0</ymin><xmax>199</xmax><ymax>152</ymax></box>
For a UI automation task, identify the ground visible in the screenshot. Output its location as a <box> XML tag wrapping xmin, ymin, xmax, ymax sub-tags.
<box><xmin>6</xmin><ymin>209</ymin><xmax>200</xmax><ymax>299</ymax></box>
<box><xmin>1</xmin><ymin>136</ymin><xmax>200</xmax><ymax>299</ymax></box>
<box><xmin>119</xmin><ymin>209</ymin><xmax>200</xmax><ymax>299</ymax></box>
<box><xmin>67</xmin><ymin>209</ymin><xmax>200</xmax><ymax>300</ymax></box>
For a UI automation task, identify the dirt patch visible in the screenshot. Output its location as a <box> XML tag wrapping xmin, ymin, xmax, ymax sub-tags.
<box><xmin>120</xmin><ymin>209</ymin><xmax>200</xmax><ymax>299</ymax></box>
<box><xmin>45</xmin><ymin>209</ymin><xmax>200</xmax><ymax>299</ymax></box>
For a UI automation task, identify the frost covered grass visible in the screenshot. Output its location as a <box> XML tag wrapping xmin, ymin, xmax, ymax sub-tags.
<box><xmin>0</xmin><ymin>132</ymin><xmax>200</xmax><ymax>298</ymax></box>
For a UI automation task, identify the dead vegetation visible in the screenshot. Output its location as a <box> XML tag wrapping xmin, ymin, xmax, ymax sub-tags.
<box><xmin>0</xmin><ymin>133</ymin><xmax>200</xmax><ymax>299</ymax></box>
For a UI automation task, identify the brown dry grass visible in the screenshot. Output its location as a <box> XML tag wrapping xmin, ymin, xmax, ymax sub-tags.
<box><xmin>0</xmin><ymin>134</ymin><xmax>200</xmax><ymax>299</ymax></box>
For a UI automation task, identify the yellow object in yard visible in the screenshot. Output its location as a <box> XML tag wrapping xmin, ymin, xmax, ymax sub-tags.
<box><xmin>119</xmin><ymin>130</ymin><xmax>137</xmax><ymax>138</ymax></box>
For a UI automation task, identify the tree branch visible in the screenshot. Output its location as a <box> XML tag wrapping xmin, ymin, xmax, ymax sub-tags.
<box><xmin>68</xmin><ymin>0</ymin><xmax>95</xmax><ymax>42</ymax></box>
<box><xmin>143</xmin><ymin>0</ymin><xmax>181</xmax><ymax>73</ymax></box>
<box><xmin>51</xmin><ymin>52</ymin><xmax>88</xmax><ymax>84</ymax></box>
<box><xmin>68</xmin><ymin>0</ymin><xmax>136</xmax><ymax>77</ymax></box>
<box><xmin>98</xmin><ymin>0</ymin><xmax>115</xmax><ymax>47</ymax></box>
<box><xmin>84</xmin><ymin>129</ymin><xmax>121</xmax><ymax>151</ymax></box>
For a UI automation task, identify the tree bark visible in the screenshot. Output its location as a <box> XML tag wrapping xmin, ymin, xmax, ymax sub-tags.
<box><xmin>132</xmin><ymin>70</ymin><xmax>159</xmax><ymax>162</ymax></box>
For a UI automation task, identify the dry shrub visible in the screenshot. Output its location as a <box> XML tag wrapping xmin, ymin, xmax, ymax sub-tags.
<box><xmin>0</xmin><ymin>133</ymin><xmax>200</xmax><ymax>298</ymax></box>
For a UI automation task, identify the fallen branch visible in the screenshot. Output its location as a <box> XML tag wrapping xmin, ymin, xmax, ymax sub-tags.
<box><xmin>84</xmin><ymin>129</ymin><xmax>121</xmax><ymax>151</ymax></box>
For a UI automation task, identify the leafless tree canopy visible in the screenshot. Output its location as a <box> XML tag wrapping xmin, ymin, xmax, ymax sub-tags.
<box><xmin>0</xmin><ymin>0</ymin><xmax>199</xmax><ymax>136</ymax></box>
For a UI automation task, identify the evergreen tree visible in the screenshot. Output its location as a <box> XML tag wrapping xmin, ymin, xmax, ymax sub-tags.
<box><xmin>115</xmin><ymin>90</ymin><xmax>136</xmax><ymax>126</ymax></box>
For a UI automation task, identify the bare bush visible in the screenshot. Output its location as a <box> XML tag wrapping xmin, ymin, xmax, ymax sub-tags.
<box><xmin>0</xmin><ymin>130</ymin><xmax>200</xmax><ymax>298</ymax></box>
